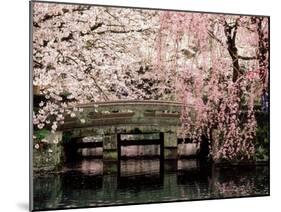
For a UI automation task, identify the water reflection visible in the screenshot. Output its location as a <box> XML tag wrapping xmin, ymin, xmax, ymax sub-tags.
<box><xmin>118</xmin><ymin>159</ymin><xmax>164</xmax><ymax>192</ymax></box>
<box><xmin>119</xmin><ymin>159</ymin><xmax>161</xmax><ymax>176</ymax></box>
<box><xmin>77</xmin><ymin>147</ymin><xmax>103</xmax><ymax>157</ymax></box>
<box><xmin>33</xmin><ymin>159</ymin><xmax>269</xmax><ymax>210</ymax></box>
<box><xmin>121</xmin><ymin>145</ymin><xmax>160</xmax><ymax>157</ymax></box>
<box><xmin>211</xmin><ymin>166</ymin><xmax>269</xmax><ymax>198</ymax></box>
<box><xmin>63</xmin><ymin>159</ymin><xmax>103</xmax><ymax>175</ymax></box>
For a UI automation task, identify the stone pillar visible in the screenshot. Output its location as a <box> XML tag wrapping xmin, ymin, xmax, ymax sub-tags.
<box><xmin>103</xmin><ymin>134</ymin><xmax>118</xmax><ymax>161</ymax></box>
<box><xmin>163</xmin><ymin>132</ymin><xmax>178</xmax><ymax>159</ymax></box>
<box><xmin>33</xmin><ymin>131</ymin><xmax>63</xmax><ymax>171</ymax></box>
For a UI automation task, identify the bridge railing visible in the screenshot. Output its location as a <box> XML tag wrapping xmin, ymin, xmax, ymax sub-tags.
<box><xmin>78</xmin><ymin>100</ymin><xmax>182</xmax><ymax>112</ymax></box>
<box><xmin>61</xmin><ymin>100</ymin><xmax>183</xmax><ymax>130</ymax></box>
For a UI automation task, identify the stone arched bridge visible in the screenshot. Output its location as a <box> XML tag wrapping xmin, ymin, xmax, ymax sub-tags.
<box><xmin>59</xmin><ymin>100</ymin><xmax>196</xmax><ymax>161</ymax></box>
<box><xmin>56</xmin><ymin>100</ymin><xmax>196</xmax><ymax>160</ymax></box>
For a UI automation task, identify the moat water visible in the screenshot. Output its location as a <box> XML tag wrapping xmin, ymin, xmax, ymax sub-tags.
<box><xmin>33</xmin><ymin>159</ymin><xmax>269</xmax><ymax>210</ymax></box>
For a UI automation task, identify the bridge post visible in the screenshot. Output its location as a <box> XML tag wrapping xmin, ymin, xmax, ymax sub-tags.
<box><xmin>103</xmin><ymin>134</ymin><xmax>118</xmax><ymax>161</ymax></box>
<box><xmin>164</xmin><ymin>132</ymin><xmax>178</xmax><ymax>159</ymax></box>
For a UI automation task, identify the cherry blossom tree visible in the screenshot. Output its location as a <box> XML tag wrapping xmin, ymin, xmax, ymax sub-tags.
<box><xmin>32</xmin><ymin>2</ymin><xmax>269</xmax><ymax>161</ymax></box>
<box><xmin>32</xmin><ymin>2</ymin><xmax>161</xmax><ymax>133</ymax></box>
<box><xmin>156</xmin><ymin>11</ymin><xmax>269</xmax><ymax>161</ymax></box>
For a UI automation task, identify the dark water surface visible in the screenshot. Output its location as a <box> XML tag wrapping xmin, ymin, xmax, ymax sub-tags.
<box><xmin>33</xmin><ymin>159</ymin><xmax>269</xmax><ymax>210</ymax></box>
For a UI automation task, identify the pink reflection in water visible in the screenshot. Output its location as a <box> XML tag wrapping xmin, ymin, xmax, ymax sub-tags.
<box><xmin>177</xmin><ymin>159</ymin><xmax>198</xmax><ymax>170</ymax></box>
<box><xmin>64</xmin><ymin>159</ymin><xmax>103</xmax><ymax>175</ymax></box>
<box><xmin>120</xmin><ymin>159</ymin><xmax>160</xmax><ymax>176</ymax></box>
<box><xmin>121</xmin><ymin>145</ymin><xmax>160</xmax><ymax>157</ymax></box>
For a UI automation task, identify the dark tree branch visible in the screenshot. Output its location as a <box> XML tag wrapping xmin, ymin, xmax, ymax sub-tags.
<box><xmin>207</xmin><ymin>30</ymin><xmax>224</xmax><ymax>46</ymax></box>
<box><xmin>61</xmin><ymin>32</ymin><xmax>73</xmax><ymax>42</ymax></box>
<box><xmin>224</xmin><ymin>19</ymin><xmax>240</xmax><ymax>82</ymax></box>
<box><xmin>96</xmin><ymin>27</ymin><xmax>151</xmax><ymax>35</ymax></box>
<box><xmin>104</xmin><ymin>9</ymin><xmax>123</xmax><ymax>26</ymax></box>
<box><xmin>33</xmin><ymin>22</ymin><xmax>40</xmax><ymax>28</ymax></box>
<box><xmin>89</xmin><ymin>75</ymin><xmax>109</xmax><ymax>101</ymax></box>
<box><xmin>33</xmin><ymin>60</ymin><xmax>44</xmax><ymax>69</ymax></box>
<box><xmin>208</xmin><ymin>29</ymin><xmax>258</xmax><ymax>62</ymax></box>
<box><xmin>79</xmin><ymin>23</ymin><xmax>104</xmax><ymax>37</ymax></box>
<box><xmin>90</xmin><ymin>22</ymin><xmax>103</xmax><ymax>31</ymax></box>
<box><xmin>84</xmin><ymin>65</ymin><xmax>109</xmax><ymax>101</ymax></box>
<box><xmin>255</xmin><ymin>17</ymin><xmax>269</xmax><ymax>86</ymax></box>
<box><xmin>66</xmin><ymin>56</ymin><xmax>78</xmax><ymax>65</ymax></box>
<box><xmin>37</xmin><ymin>5</ymin><xmax>91</xmax><ymax>24</ymax></box>
<box><xmin>238</xmin><ymin>55</ymin><xmax>258</xmax><ymax>60</ymax></box>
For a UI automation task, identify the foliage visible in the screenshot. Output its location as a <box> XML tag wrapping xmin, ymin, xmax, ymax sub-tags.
<box><xmin>255</xmin><ymin>119</ymin><xmax>269</xmax><ymax>161</ymax></box>
<box><xmin>34</xmin><ymin>129</ymin><xmax>50</xmax><ymax>141</ymax></box>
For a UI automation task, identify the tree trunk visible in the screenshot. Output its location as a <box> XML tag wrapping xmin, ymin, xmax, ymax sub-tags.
<box><xmin>224</xmin><ymin>20</ymin><xmax>240</xmax><ymax>83</ymax></box>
